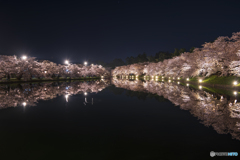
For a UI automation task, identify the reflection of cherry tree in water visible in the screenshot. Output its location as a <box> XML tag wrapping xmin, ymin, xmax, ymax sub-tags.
<box><xmin>112</xmin><ymin>79</ymin><xmax>240</xmax><ymax>141</ymax></box>
<box><xmin>0</xmin><ymin>80</ymin><xmax>110</xmax><ymax>109</ymax></box>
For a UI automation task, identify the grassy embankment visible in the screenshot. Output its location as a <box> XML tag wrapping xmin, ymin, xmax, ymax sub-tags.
<box><xmin>139</xmin><ymin>75</ymin><xmax>240</xmax><ymax>86</ymax></box>
<box><xmin>134</xmin><ymin>75</ymin><xmax>240</xmax><ymax>96</ymax></box>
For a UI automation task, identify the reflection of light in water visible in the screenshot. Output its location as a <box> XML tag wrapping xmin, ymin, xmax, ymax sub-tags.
<box><xmin>112</xmin><ymin>79</ymin><xmax>240</xmax><ymax>140</ymax></box>
<box><xmin>22</xmin><ymin>102</ymin><xmax>27</xmax><ymax>107</ymax></box>
<box><xmin>65</xmin><ymin>95</ymin><xmax>69</xmax><ymax>102</ymax></box>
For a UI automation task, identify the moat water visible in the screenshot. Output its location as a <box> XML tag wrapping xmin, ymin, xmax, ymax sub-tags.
<box><xmin>0</xmin><ymin>79</ymin><xmax>239</xmax><ymax>159</ymax></box>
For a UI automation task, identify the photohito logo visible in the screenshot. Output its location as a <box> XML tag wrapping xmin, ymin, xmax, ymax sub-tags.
<box><xmin>210</xmin><ymin>151</ymin><xmax>238</xmax><ymax>157</ymax></box>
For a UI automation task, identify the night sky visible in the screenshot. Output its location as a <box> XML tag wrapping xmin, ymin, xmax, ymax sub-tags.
<box><xmin>1</xmin><ymin>0</ymin><xmax>240</xmax><ymax>64</ymax></box>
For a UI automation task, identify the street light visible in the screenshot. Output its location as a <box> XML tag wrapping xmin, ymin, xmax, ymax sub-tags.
<box><xmin>22</xmin><ymin>56</ymin><xmax>27</xmax><ymax>60</ymax></box>
<box><xmin>233</xmin><ymin>81</ymin><xmax>238</xmax><ymax>85</ymax></box>
<box><xmin>65</xmin><ymin>60</ymin><xmax>69</xmax><ymax>65</ymax></box>
<box><xmin>22</xmin><ymin>102</ymin><xmax>27</xmax><ymax>107</ymax></box>
<box><xmin>84</xmin><ymin>61</ymin><xmax>88</xmax><ymax>66</ymax></box>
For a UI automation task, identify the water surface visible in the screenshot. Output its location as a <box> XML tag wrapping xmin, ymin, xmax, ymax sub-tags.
<box><xmin>0</xmin><ymin>79</ymin><xmax>239</xmax><ymax>159</ymax></box>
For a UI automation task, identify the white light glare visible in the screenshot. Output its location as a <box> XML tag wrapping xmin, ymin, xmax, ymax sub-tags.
<box><xmin>22</xmin><ymin>56</ymin><xmax>27</xmax><ymax>60</ymax></box>
<box><xmin>22</xmin><ymin>102</ymin><xmax>27</xmax><ymax>107</ymax></box>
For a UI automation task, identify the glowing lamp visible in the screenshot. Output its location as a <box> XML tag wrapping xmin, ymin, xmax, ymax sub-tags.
<box><xmin>22</xmin><ymin>56</ymin><xmax>27</xmax><ymax>60</ymax></box>
<box><xmin>199</xmin><ymin>79</ymin><xmax>202</xmax><ymax>83</ymax></box>
<box><xmin>233</xmin><ymin>81</ymin><xmax>238</xmax><ymax>85</ymax></box>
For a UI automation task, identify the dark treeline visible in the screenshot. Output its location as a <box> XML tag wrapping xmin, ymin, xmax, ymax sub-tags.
<box><xmin>95</xmin><ymin>47</ymin><xmax>195</xmax><ymax>69</ymax></box>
